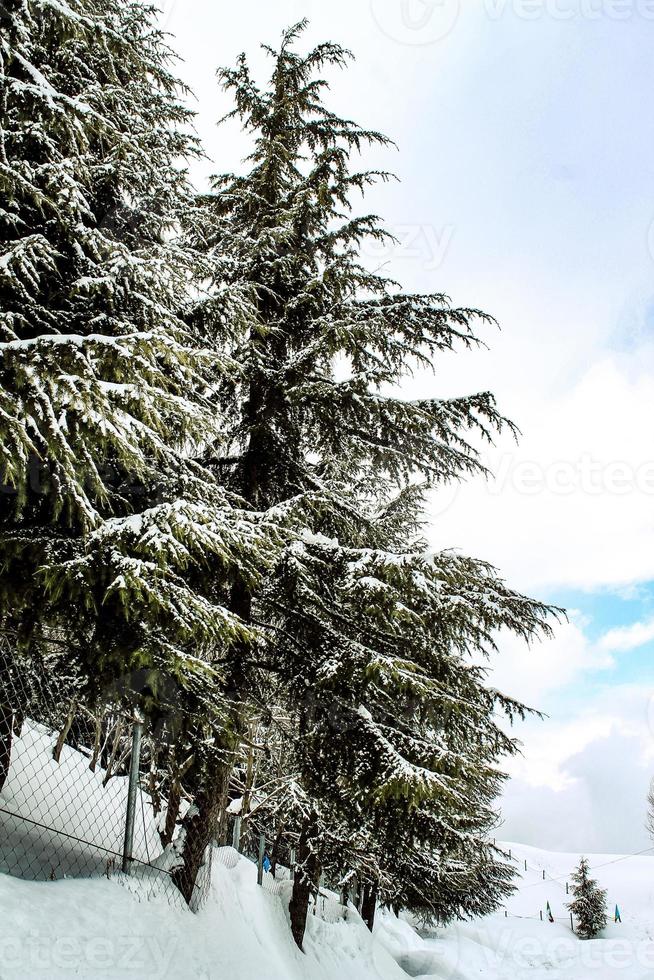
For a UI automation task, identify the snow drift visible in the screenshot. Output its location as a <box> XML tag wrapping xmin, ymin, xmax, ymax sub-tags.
<box><xmin>2</xmin><ymin>839</ymin><xmax>654</xmax><ymax>979</ymax></box>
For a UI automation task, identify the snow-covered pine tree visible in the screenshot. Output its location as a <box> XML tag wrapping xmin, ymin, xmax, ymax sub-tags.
<box><xmin>189</xmin><ymin>21</ymin><xmax>557</xmax><ymax>946</ymax></box>
<box><xmin>265</xmin><ymin>534</ymin><xmax>553</xmax><ymax>935</ymax></box>
<box><xmin>0</xmin><ymin>0</ymin><xmax>203</xmax><ymax>524</ymax></box>
<box><xmin>567</xmin><ymin>857</ymin><xmax>607</xmax><ymax>939</ymax></box>
<box><xmin>0</xmin><ymin>0</ymin><xmax>277</xmax><ymax>835</ymax></box>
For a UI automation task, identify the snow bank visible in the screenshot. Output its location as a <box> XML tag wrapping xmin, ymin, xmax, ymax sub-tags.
<box><xmin>375</xmin><ymin>840</ymin><xmax>654</xmax><ymax>980</ymax></box>
<box><xmin>0</xmin><ymin>848</ymin><xmax>406</xmax><ymax>980</ymax></box>
<box><xmin>2</xmin><ymin>723</ymin><xmax>654</xmax><ymax>980</ymax></box>
<box><xmin>4</xmin><ymin>839</ymin><xmax>654</xmax><ymax>979</ymax></box>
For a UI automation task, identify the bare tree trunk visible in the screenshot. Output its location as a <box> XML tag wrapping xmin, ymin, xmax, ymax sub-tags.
<box><xmin>149</xmin><ymin>747</ymin><xmax>161</xmax><ymax>818</ymax></box>
<box><xmin>89</xmin><ymin>711</ymin><xmax>102</xmax><ymax>772</ymax></box>
<box><xmin>162</xmin><ymin>779</ymin><xmax>182</xmax><ymax>847</ymax></box>
<box><xmin>289</xmin><ymin>818</ymin><xmax>321</xmax><ymax>951</ymax></box>
<box><xmin>270</xmin><ymin>821</ymin><xmax>285</xmax><ymax>877</ymax></box>
<box><xmin>53</xmin><ymin>700</ymin><xmax>77</xmax><ymax>763</ymax></box>
<box><xmin>0</xmin><ymin>704</ymin><xmax>13</xmax><ymax>792</ymax></box>
<box><xmin>239</xmin><ymin>725</ymin><xmax>258</xmax><ymax>853</ymax></box>
<box><xmin>361</xmin><ymin>883</ymin><xmax>378</xmax><ymax>932</ymax></box>
<box><xmin>102</xmin><ymin>717</ymin><xmax>124</xmax><ymax>787</ymax></box>
<box><xmin>160</xmin><ymin>751</ymin><xmax>193</xmax><ymax>848</ymax></box>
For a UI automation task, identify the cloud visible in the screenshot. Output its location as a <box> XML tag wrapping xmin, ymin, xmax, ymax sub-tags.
<box><xmin>499</xmin><ymin>679</ymin><xmax>654</xmax><ymax>852</ymax></box>
<box><xmin>488</xmin><ymin>617</ymin><xmax>614</xmax><ymax>711</ymax></box>
<box><xmin>500</xmin><ymin>729</ymin><xmax>653</xmax><ymax>854</ymax></box>
<box><xmin>600</xmin><ymin>618</ymin><xmax>654</xmax><ymax>653</ymax></box>
<box><xmin>428</xmin><ymin>348</ymin><xmax>654</xmax><ymax>594</ymax></box>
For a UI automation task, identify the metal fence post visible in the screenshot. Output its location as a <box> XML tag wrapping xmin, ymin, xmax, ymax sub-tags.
<box><xmin>121</xmin><ymin>714</ymin><xmax>144</xmax><ymax>875</ymax></box>
<box><xmin>257</xmin><ymin>834</ymin><xmax>265</xmax><ymax>886</ymax></box>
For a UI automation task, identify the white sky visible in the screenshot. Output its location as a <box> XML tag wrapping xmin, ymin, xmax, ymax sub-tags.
<box><xmin>163</xmin><ymin>0</ymin><xmax>654</xmax><ymax>853</ymax></box>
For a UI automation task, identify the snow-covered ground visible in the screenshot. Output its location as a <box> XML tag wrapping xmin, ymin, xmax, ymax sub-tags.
<box><xmin>3</xmin><ymin>722</ymin><xmax>654</xmax><ymax>978</ymax></box>
<box><xmin>379</xmin><ymin>840</ymin><xmax>654</xmax><ymax>980</ymax></box>
<box><xmin>2</xmin><ymin>839</ymin><xmax>654</xmax><ymax>979</ymax></box>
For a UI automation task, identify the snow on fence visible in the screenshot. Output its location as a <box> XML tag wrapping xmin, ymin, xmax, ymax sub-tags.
<box><xmin>0</xmin><ymin>644</ymin><xmax>211</xmax><ymax>910</ymax></box>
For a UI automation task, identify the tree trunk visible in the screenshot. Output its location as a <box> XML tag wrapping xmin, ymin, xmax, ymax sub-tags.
<box><xmin>0</xmin><ymin>703</ymin><xmax>13</xmax><ymax>792</ymax></box>
<box><xmin>53</xmin><ymin>699</ymin><xmax>77</xmax><ymax>763</ymax></box>
<box><xmin>289</xmin><ymin>819</ymin><xmax>321</xmax><ymax>951</ymax></box>
<box><xmin>239</xmin><ymin>723</ymin><xmax>256</xmax><ymax>852</ymax></box>
<box><xmin>361</xmin><ymin>883</ymin><xmax>378</xmax><ymax>932</ymax></box>
<box><xmin>162</xmin><ymin>779</ymin><xmax>182</xmax><ymax>848</ymax></box>
<box><xmin>170</xmin><ymin>373</ymin><xmax>263</xmax><ymax>897</ymax></box>
<box><xmin>88</xmin><ymin>711</ymin><xmax>102</xmax><ymax>772</ymax></box>
<box><xmin>270</xmin><ymin>821</ymin><xmax>285</xmax><ymax>877</ymax></box>
<box><xmin>171</xmin><ymin>758</ymin><xmax>231</xmax><ymax>906</ymax></box>
<box><xmin>161</xmin><ymin>749</ymin><xmax>196</xmax><ymax>848</ymax></box>
<box><xmin>102</xmin><ymin>717</ymin><xmax>124</xmax><ymax>786</ymax></box>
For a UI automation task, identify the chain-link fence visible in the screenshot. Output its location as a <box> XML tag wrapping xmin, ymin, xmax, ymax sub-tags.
<box><xmin>221</xmin><ymin>816</ymin><xmax>349</xmax><ymax>922</ymax></box>
<box><xmin>0</xmin><ymin>642</ymin><xmax>212</xmax><ymax>910</ymax></box>
<box><xmin>0</xmin><ymin>641</ymin><xmax>358</xmax><ymax>925</ymax></box>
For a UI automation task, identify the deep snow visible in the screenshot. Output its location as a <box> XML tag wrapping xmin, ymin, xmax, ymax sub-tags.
<box><xmin>3</xmin><ymin>722</ymin><xmax>654</xmax><ymax>978</ymax></box>
<box><xmin>2</xmin><ymin>839</ymin><xmax>654</xmax><ymax>979</ymax></box>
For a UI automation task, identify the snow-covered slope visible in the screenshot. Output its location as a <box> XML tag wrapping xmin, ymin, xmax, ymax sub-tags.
<box><xmin>378</xmin><ymin>840</ymin><xmax>654</xmax><ymax>980</ymax></box>
<box><xmin>3</xmin><ymin>839</ymin><xmax>654</xmax><ymax>980</ymax></box>
<box><xmin>0</xmin><ymin>849</ymin><xmax>408</xmax><ymax>980</ymax></box>
<box><xmin>3</xmin><ymin>725</ymin><xmax>653</xmax><ymax>978</ymax></box>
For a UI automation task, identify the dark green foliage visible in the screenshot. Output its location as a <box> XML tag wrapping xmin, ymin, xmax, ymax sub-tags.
<box><xmin>0</xmin><ymin>0</ymin><xmax>275</xmax><ymax>696</ymax></box>
<box><xmin>190</xmin><ymin>21</ymin><xmax>558</xmax><ymax>944</ymax></box>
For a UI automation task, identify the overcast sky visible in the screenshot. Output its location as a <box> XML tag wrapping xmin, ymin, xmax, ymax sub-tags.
<box><xmin>162</xmin><ymin>0</ymin><xmax>654</xmax><ymax>855</ymax></box>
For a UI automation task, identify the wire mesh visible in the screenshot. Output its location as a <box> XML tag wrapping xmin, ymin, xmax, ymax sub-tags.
<box><xmin>221</xmin><ymin>817</ymin><xmax>348</xmax><ymax>921</ymax></box>
<box><xmin>0</xmin><ymin>643</ymin><xmax>212</xmax><ymax>910</ymax></box>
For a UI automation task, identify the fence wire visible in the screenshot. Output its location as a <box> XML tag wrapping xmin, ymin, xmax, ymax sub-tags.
<box><xmin>221</xmin><ymin>819</ymin><xmax>348</xmax><ymax>923</ymax></box>
<box><xmin>0</xmin><ymin>644</ymin><xmax>211</xmax><ymax>910</ymax></box>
